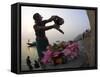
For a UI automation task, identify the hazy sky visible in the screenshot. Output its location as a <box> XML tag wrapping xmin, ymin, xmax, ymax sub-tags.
<box><xmin>21</xmin><ymin>6</ymin><xmax>90</xmax><ymax>44</ymax></box>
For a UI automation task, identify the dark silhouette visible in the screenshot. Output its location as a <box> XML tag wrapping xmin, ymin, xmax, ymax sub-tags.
<box><xmin>26</xmin><ymin>56</ymin><xmax>33</xmax><ymax>71</ymax></box>
<box><xmin>33</xmin><ymin>13</ymin><xmax>59</xmax><ymax>59</ymax></box>
<box><xmin>33</xmin><ymin>13</ymin><xmax>64</xmax><ymax>69</ymax></box>
<box><xmin>34</xmin><ymin>60</ymin><xmax>40</xmax><ymax>68</ymax></box>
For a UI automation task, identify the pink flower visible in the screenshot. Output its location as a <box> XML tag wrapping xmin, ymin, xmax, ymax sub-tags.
<box><xmin>52</xmin><ymin>51</ymin><xmax>61</xmax><ymax>57</ymax></box>
<box><xmin>62</xmin><ymin>48</ymin><xmax>71</xmax><ymax>56</ymax></box>
<box><xmin>41</xmin><ymin>50</ymin><xmax>53</xmax><ymax>64</ymax></box>
<box><xmin>62</xmin><ymin>41</ymin><xmax>79</xmax><ymax>59</ymax></box>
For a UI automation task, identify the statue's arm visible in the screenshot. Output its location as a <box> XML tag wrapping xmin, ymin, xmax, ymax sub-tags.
<box><xmin>43</xmin><ymin>16</ymin><xmax>55</xmax><ymax>24</ymax></box>
<box><xmin>34</xmin><ymin>24</ymin><xmax>58</xmax><ymax>31</ymax></box>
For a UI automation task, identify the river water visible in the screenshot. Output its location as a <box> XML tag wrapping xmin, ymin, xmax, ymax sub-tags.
<box><xmin>21</xmin><ymin>40</ymin><xmax>39</xmax><ymax>71</ymax></box>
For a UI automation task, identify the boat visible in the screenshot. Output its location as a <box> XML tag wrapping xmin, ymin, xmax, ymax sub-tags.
<box><xmin>27</xmin><ymin>42</ymin><xmax>36</xmax><ymax>47</ymax></box>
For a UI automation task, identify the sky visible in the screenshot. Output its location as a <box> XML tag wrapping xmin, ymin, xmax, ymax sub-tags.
<box><xmin>21</xmin><ymin>6</ymin><xmax>91</xmax><ymax>45</ymax></box>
